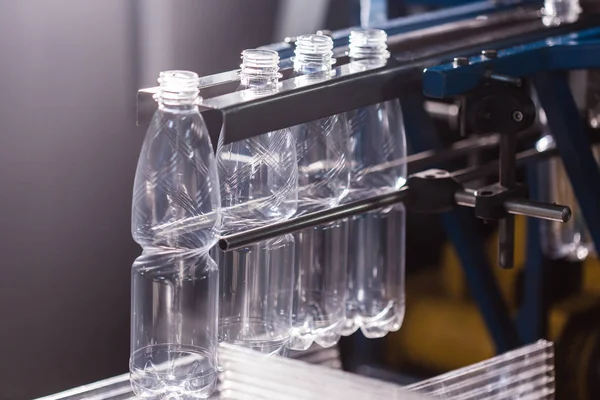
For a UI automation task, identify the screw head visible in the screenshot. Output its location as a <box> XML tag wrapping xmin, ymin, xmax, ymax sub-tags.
<box><xmin>453</xmin><ymin>57</ymin><xmax>469</xmax><ymax>67</ymax></box>
<box><xmin>284</xmin><ymin>36</ymin><xmax>297</xmax><ymax>45</ymax></box>
<box><xmin>481</xmin><ymin>49</ymin><xmax>498</xmax><ymax>59</ymax></box>
<box><xmin>316</xmin><ymin>30</ymin><xmax>333</xmax><ymax>38</ymax></box>
<box><xmin>513</xmin><ymin>110</ymin><xmax>524</xmax><ymax>122</ymax></box>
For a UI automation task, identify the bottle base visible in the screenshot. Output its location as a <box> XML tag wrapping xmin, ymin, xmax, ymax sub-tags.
<box><xmin>361</xmin><ymin>302</ymin><xmax>405</xmax><ymax>338</ymax></box>
<box><xmin>288</xmin><ymin>334</ymin><xmax>314</xmax><ymax>351</ymax></box>
<box><xmin>544</xmin><ymin>243</ymin><xmax>592</xmax><ymax>262</ymax></box>
<box><xmin>341</xmin><ymin>301</ymin><xmax>405</xmax><ymax>339</ymax></box>
<box><xmin>339</xmin><ymin>317</ymin><xmax>360</xmax><ymax>336</ymax></box>
<box><xmin>289</xmin><ymin>319</ymin><xmax>344</xmax><ymax>350</ymax></box>
<box><xmin>219</xmin><ymin>318</ymin><xmax>289</xmax><ymax>356</ymax></box>
<box><xmin>314</xmin><ymin>331</ymin><xmax>341</xmax><ymax>348</ymax></box>
<box><xmin>130</xmin><ymin>344</ymin><xmax>216</xmax><ymax>400</ymax></box>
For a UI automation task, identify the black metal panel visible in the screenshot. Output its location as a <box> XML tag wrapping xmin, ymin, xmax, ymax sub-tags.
<box><xmin>201</xmin><ymin>13</ymin><xmax>600</xmax><ymax>145</ymax></box>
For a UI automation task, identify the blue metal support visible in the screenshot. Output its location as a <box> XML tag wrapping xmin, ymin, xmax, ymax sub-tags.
<box><xmin>532</xmin><ymin>71</ymin><xmax>600</xmax><ymax>254</ymax></box>
<box><xmin>359</xmin><ymin>0</ymin><xmax>389</xmax><ymax>27</ymax></box>
<box><xmin>401</xmin><ymin>93</ymin><xmax>521</xmax><ymax>353</ymax></box>
<box><xmin>516</xmin><ymin>168</ymin><xmax>547</xmax><ymax>343</ymax></box>
<box><xmin>424</xmin><ymin>27</ymin><xmax>600</xmax><ymax>99</ymax></box>
<box><xmin>265</xmin><ymin>0</ymin><xmax>542</xmax><ymax>59</ymax></box>
<box><xmin>404</xmin><ymin>0</ymin><xmax>498</xmax><ymax>6</ymax></box>
<box><xmin>422</xmin><ymin>25</ymin><xmax>600</xmax><ymax>344</ymax></box>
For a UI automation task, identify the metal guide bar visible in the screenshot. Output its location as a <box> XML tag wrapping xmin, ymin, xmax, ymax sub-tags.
<box><xmin>138</xmin><ymin>0</ymin><xmax>540</xmax><ymax>112</ymax></box>
<box><xmin>137</xmin><ymin>10</ymin><xmax>600</xmax><ymax>145</ymax></box>
<box><xmin>261</xmin><ymin>0</ymin><xmax>542</xmax><ymax>59</ymax></box>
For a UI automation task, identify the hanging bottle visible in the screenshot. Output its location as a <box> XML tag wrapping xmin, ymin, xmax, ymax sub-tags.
<box><xmin>341</xmin><ymin>29</ymin><xmax>407</xmax><ymax>338</ymax></box>
<box><xmin>537</xmin><ymin>134</ymin><xmax>594</xmax><ymax>261</ymax></box>
<box><xmin>217</xmin><ymin>49</ymin><xmax>298</xmax><ymax>356</ymax></box>
<box><xmin>130</xmin><ymin>71</ymin><xmax>221</xmax><ymax>399</ymax></box>
<box><xmin>542</xmin><ymin>0</ymin><xmax>581</xmax><ymax>26</ymax></box>
<box><xmin>289</xmin><ymin>34</ymin><xmax>351</xmax><ymax>350</ymax></box>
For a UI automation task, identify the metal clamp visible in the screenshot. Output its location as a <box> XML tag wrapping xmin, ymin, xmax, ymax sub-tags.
<box><xmin>473</xmin><ymin>183</ymin><xmax>528</xmax><ymax>221</ymax></box>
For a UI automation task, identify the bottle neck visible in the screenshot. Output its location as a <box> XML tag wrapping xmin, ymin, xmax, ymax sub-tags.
<box><xmin>239</xmin><ymin>49</ymin><xmax>281</xmax><ymax>92</ymax></box>
<box><xmin>348</xmin><ymin>29</ymin><xmax>390</xmax><ymax>62</ymax></box>
<box><xmin>542</xmin><ymin>0</ymin><xmax>581</xmax><ymax>26</ymax></box>
<box><xmin>157</xmin><ymin>100</ymin><xmax>198</xmax><ymax>113</ymax></box>
<box><xmin>156</xmin><ymin>70</ymin><xmax>201</xmax><ymax>112</ymax></box>
<box><xmin>293</xmin><ymin>34</ymin><xmax>335</xmax><ymax>76</ymax></box>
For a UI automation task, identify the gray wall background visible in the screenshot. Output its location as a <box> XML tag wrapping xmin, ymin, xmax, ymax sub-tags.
<box><xmin>0</xmin><ymin>1</ymin><xmax>336</xmax><ymax>398</ymax></box>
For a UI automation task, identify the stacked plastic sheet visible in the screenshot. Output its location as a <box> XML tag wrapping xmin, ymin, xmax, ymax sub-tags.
<box><xmin>218</xmin><ymin>343</ymin><xmax>431</xmax><ymax>400</ymax></box>
<box><xmin>35</xmin><ymin>345</ymin><xmax>341</xmax><ymax>400</ymax></box>
<box><xmin>37</xmin><ymin>340</ymin><xmax>554</xmax><ymax>400</ymax></box>
<box><xmin>405</xmin><ymin>340</ymin><xmax>555</xmax><ymax>400</ymax></box>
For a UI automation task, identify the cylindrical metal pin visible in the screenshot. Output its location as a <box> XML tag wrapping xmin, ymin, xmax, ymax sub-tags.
<box><xmin>454</xmin><ymin>190</ymin><xmax>571</xmax><ymax>222</ymax></box>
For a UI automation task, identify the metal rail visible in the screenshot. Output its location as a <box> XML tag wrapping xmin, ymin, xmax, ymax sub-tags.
<box><xmin>137</xmin><ymin>9</ymin><xmax>600</xmax><ymax>145</ymax></box>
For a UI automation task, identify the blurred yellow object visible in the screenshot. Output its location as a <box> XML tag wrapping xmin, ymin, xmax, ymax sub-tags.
<box><xmin>386</xmin><ymin>270</ymin><xmax>495</xmax><ymax>371</ymax></box>
<box><xmin>440</xmin><ymin>216</ymin><xmax>527</xmax><ymax>309</ymax></box>
<box><xmin>387</xmin><ymin>215</ymin><xmax>600</xmax><ymax>394</ymax></box>
<box><xmin>582</xmin><ymin>255</ymin><xmax>600</xmax><ymax>294</ymax></box>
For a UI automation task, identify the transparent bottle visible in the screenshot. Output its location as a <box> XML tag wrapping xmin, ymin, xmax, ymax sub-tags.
<box><xmin>536</xmin><ymin>135</ymin><xmax>594</xmax><ymax>261</ymax></box>
<box><xmin>217</xmin><ymin>49</ymin><xmax>298</xmax><ymax>356</ymax></box>
<box><xmin>542</xmin><ymin>0</ymin><xmax>581</xmax><ymax>26</ymax></box>
<box><xmin>130</xmin><ymin>71</ymin><xmax>221</xmax><ymax>399</ymax></box>
<box><xmin>340</xmin><ymin>29</ymin><xmax>407</xmax><ymax>338</ymax></box>
<box><xmin>290</xmin><ymin>34</ymin><xmax>350</xmax><ymax>350</ymax></box>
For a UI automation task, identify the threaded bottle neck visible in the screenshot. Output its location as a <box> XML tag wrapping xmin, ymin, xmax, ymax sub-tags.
<box><xmin>156</xmin><ymin>70</ymin><xmax>200</xmax><ymax>108</ymax></box>
<box><xmin>542</xmin><ymin>0</ymin><xmax>581</xmax><ymax>26</ymax></box>
<box><xmin>293</xmin><ymin>34</ymin><xmax>335</xmax><ymax>74</ymax></box>
<box><xmin>239</xmin><ymin>49</ymin><xmax>281</xmax><ymax>90</ymax></box>
<box><xmin>348</xmin><ymin>29</ymin><xmax>390</xmax><ymax>61</ymax></box>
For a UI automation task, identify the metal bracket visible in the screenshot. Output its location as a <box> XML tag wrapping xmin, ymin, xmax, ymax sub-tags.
<box><xmin>406</xmin><ymin>169</ymin><xmax>462</xmax><ymax>213</ymax></box>
<box><xmin>474</xmin><ymin>183</ymin><xmax>528</xmax><ymax>220</ymax></box>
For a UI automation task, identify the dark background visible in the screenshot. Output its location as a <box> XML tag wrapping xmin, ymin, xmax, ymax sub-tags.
<box><xmin>0</xmin><ymin>1</ymin><xmax>358</xmax><ymax>398</ymax></box>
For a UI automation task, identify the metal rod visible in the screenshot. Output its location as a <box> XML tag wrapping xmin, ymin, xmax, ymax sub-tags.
<box><xmin>505</xmin><ymin>198</ymin><xmax>571</xmax><ymax>222</ymax></box>
<box><xmin>406</xmin><ymin>133</ymin><xmax>500</xmax><ymax>173</ymax></box>
<box><xmin>498</xmin><ymin>133</ymin><xmax>518</xmax><ymax>268</ymax></box>
<box><xmin>219</xmin><ymin>188</ymin><xmax>409</xmax><ymax>251</ymax></box>
<box><xmin>453</xmin><ymin>147</ymin><xmax>557</xmax><ymax>183</ymax></box>
<box><xmin>498</xmin><ymin>216</ymin><xmax>515</xmax><ymax>268</ymax></box>
<box><xmin>499</xmin><ymin>134</ymin><xmax>516</xmax><ymax>187</ymax></box>
<box><xmin>488</xmin><ymin>74</ymin><xmax>522</xmax><ymax>87</ymax></box>
<box><xmin>219</xmin><ymin>145</ymin><xmax>570</xmax><ymax>251</ymax></box>
<box><xmin>374</xmin><ymin>132</ymin><xmax>507</xmax><ymax>176</ymax></box>
<box><xmin>454</xmin><ymin>190</ymin><xmax>571</xmax><ymax>223</ymax></box>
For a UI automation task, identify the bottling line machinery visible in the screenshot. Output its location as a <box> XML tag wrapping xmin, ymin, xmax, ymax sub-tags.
<box><xmin>43</xmin><ymin>0</ymin><xmax>600</xmax><ymax>398</ymax></box>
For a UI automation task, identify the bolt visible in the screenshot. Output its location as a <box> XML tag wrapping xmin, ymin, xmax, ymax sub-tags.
<box><xmin>512</xmin><ymin>110</ymin><xmax>524</xmax><ymax>122</ymax></box>
<box><xmin>284</xmin><ymin>36</ymin><xmax>297</xmax><ymax>45</ymax></box>
<box><xmin>453</xmin><ymin>57</ymin><xmax>469</xmax><ymax>67</ymax></box>
<box><xmin>489</xmin><ymin>73</ymin><xmax>522</xmax><ymax>87</ymax></box>
<box><xmin>481</xmin><ymin>49</ymin><xmax>498</xmax><ymax>59</ymax></box>
<box><xmin>316</xmin><ymin>30</ymin><xmax>333</xmax><ymax>38</ymax></box>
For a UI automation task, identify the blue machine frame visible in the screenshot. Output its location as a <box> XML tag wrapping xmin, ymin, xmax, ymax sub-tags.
<box><xmin>423</xmin><ymin>27</ymin><xmax>600</xmax><ymax>346</ymax></box>
<box><xmin>267</xmin><ymin>0</ymin><xmax>600</xmax><ymax>359</ymax></box>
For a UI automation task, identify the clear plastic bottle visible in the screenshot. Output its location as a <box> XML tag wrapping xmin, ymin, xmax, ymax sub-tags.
<box><xmin>289</xmin><ymin>34</ymin><xmax>350</xmax><ymax>350</ymax></box>
<box><xmin>542</xmin><ymin>0</ymin><xmax>581</xmax><ymax>26</ymax></box>
<box><xmin>340</xmin><ymin>29</ymin><xmax>407</xmax><ymax>338</ymax></box>
<box><xmin>130</xmin><ymin>71</ymin><xmax>221</xmax><ymax>399</ymax></box>
<box><xmin>536</xmin><ymin>135</ymin><xmax>594</xmax><ymax>261</ymax></box>
<box><xmin>217</xmin><ymin>49</ymin><xmax>298</xmax><ymax>356</ymax></box>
